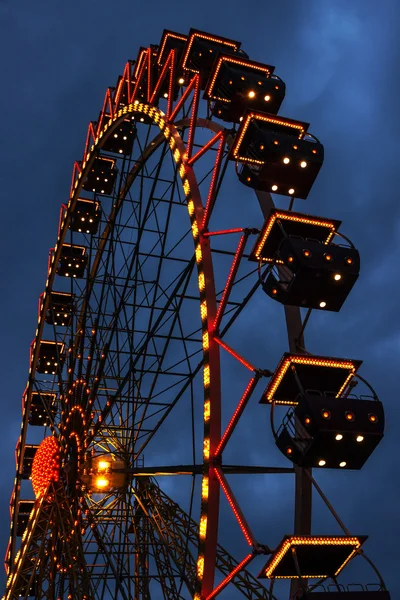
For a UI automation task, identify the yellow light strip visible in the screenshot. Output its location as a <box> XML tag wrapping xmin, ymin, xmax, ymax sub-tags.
<box><xmin>254</xmin><ymin>212</ymin><xmax>337</xmax><ymax>262</ymax></box>
<box><xmin>264</xmin><ymin>536</ymin><xmax>361</xmax><ymax>578</ymax></box>
<box><xmin>265</xmin><ymin>355</ymin><xmax>357</xmax><ymax>404</ymax></box>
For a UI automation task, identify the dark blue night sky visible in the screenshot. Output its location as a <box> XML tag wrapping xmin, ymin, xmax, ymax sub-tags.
<box><xmin>0</xmin><ymin>0</ymin><xmax>398</xmax><ymax>595</ymax></box>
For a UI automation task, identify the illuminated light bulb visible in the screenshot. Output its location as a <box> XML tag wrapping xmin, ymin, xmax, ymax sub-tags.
<box><xmin>273</xmin><ymin>140</ymin><xmax>279</xmax><ymax>145</ymax></box>
<box><xmin>303</xmin><ymin>249</ymin><xmax>311</xmax><ymax>258</ymax></box>
<box><xmin>319</xmin><ymin>301</ymin><xmax>327</xmax><ymax>308</ymax></box>
<box><xmin>81</xmin><ymin>217</ymin><xmax>85</xmax><ymax>222</ymax></box>
<box><xmin>356</xmin><ymin>435</ymin><xmax>364</xmax><ymax>443</ymax></box>
<box><xmin>339</xmin><ymin>461</ymin><xmax>347</xmax><ymax>468</ymax></box>
<box><xmin>283</xmin><ymin>157</ymin><xmax>290</xmax><ymax>164</ymax></box>
<box><xmin>272</xmin><ymin>288</ymin><xmax>278</xmax><ymax>295</ymax></box>
<box><xmin>271</xmin><ymin>184</ymin><xmax>278</xmax><ymax>191</ymax></box>
<box><xmin>248</xmin><ymin>90</ymin><xmax>256</xmax><ymax>98</ymax></box>
<box><xmin>334</xmin><ymin>273</ymin><xmax>342</xmax><ymax>281</ymax></box>
<box><xmin>346</xmin><ymin>257</ymin><xmax>353</xmax><ymax>265</ymax></box>
<box><xmin>286</xmin><ymin>447</ymin><xmax>293</xmax><ymax>455</ymax></box>
<box><xmin>239</xmin><ymin>116</ymin><xmax>243</xmax><ymax>122</ymax></box>
<box><xmin>288</xmin><ymin>188</ymin><xmax>295</xmax><ymax>195</ymax></box>
<box><xmin>163</xmin><ymin>93</ymin><xmax>168</xmax><ymax>98</ymax></box>
<box><xmin>98</xmin><ymin>461</ymin><xmax>110</xmax><ymax>470</ymax></box>
<box><xmin>345</xmin><ymin>411</ymin><xmax>355</xmax><ymax>422</ymax></box>
<box><xmin>304</xmin><ymin>417</ymin><xmax>311</xmax><ymax>425</ymax></box>
<box><xmin>140</xmin><ymin>118</ymin><xmax>144</xmax><ymax>122</ymax></box>
<box><xmin>335</xmin><ymin>434</ymin><xmax>343</xmax><ymax>441</ymax></box>
<box><xmin>246</xmin><ymin>176</ymin><xmax>251</xmax><ymax>182</ymax></box>
<box><xmin>119</xmin><ymin>149</ymin><xmax>123</xmax><ymax>153</ymax></box>
<box><xmin>321</xmin><ymin>409</ymin><xmax>331</xmax><ymax>419</ymax></box>
<box><xmin>312</xmin><ymin>149</ymin><xmax>317</xmax><ymax>154</ymax></box>
<box><xmin>178</xmin><ymin>77</ymin><xmax>185</xmax><ymax>84</ymax></box>
<box><xmin>300</xmin><ymin>161</ymin><xmax>307</xmax><ymax>168</ymax></box>
<box><xmin>287</xmin><ymin>256</ymin><xmax>294</xmax><ymax>263</ymax></box>
<box><xmin>293</xmin><ymin>145</ymin><xmax>298</xmax><ymax>150</ymax></box>
<box><xmin>123</xmin><ymin>136</ymin><xmax>127</xmax><ymax>140</ymax></box>
<box><xmin>318</xmin><ymin>460</ymin><xmax>326</xmax><ymax>467</ymax></box>
<box><xmin>369</xmin><ymin>414</ymin><xmax>377</xmax><ymax>423</ymax></box>
<box><xmin>325</xmin><ymin>254</ymin><xmax>332</xmax><ymax>261</ymax></box>
<box><xmin>89</xmin><ymin>218</ymin><xmax>93</xmax><ymax>223</ymax></box>
<box><xmin>264</xmin><ymin>94</ymin><xmax>271</xmax><ymax>102</ymax></box>
<box><xmin>65</xmin><ymin>273</ymin><xmax>69</xmax><ymax>277</ymax></box>
<box><xmin>95</xmin><ymin>478</ymin><xmax>109</xmax><ymax>488</ymax></box>
<box><xmin>114</xmin><ymin>134</ymin><xmax>118</xmax><ymax>138</ymax></box>
<box><xmin>260</xmin><ymin>144</ymin><xmax>265</xmax><ymax>150</ymax></box>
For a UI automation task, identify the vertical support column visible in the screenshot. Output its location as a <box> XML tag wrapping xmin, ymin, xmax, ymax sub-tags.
<box><xmin>255</xmin><ymin>191</ymin><xmax>312</xmax><ymax>599</ymax></box>
<box><xmin>134</xmin><ymin>478</ymin><xmax>150</xmax><ymax>600</ymax></box>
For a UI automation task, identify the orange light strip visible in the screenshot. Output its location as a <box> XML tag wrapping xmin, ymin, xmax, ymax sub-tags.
<box><xmin>131</xmin><ymin>49</ymin><xmax>150</xmax><ymax>104</ymax></box>
<box><xmin>206</xmin><ymin>55</ymin><xmax>272</xmax><ymax>99</ymax></box>
<box><xmin>157</xmin><ymin>32</ymin><xmax>187</xmax><ymax>66</ymax></box>
<box><xmin>186</xmin><ymin>74</ymin><xmax>201</xmax><ymax>159</ymax></box>
<box><xmin>264</xmin><ymin>536</ymin><xmax>362</xmax><ymax>579</ymax></box>
<box><xmin>134</xmin><ymin>48</ymin><xmax>148</xmax><ymax>79</ymax></box>
<box><xmin>254</xmin><ymin>212</ymin><xmax>337</xmax><ymax>262</ymax></box>
<box><xmin>95</xmin><ymin>88</ymin><xmax>114</xmax><ymax>138</ymax></box>
<box><xmin>215</xmin><ymin>377</ymin><xmax>258</xmax><ymax>458</ymax></box>
<box><xmin>188</xmin><ymin>130</ymin><xmax>223</xmax><ymax>166</ymax></box>
<box><xmin>182</xmin><ymin>32</ymin><xmax>239</xmax><ymax>73</ymax></box>
<box><xmin>150</xmin><ymin>49</ymin><xmax>175</xmax><ymax>105</ymax></box>
<box><xmin>213</xmin><ymin>234</ymin><xmax>247</xmax><ymax>331</ymax></box>
<box><xmin>265</xmin><ymin>355</ymin><xmax>357</xmax><ymax>405</ymax></box>
<box><xmin>214</xmin><ymin>337</ymin><xmax>255</xmax><ymax>372</ymax></box>
<box><xmin>214</xmin><ymin>466</ymin><xmax>255</xmax><ymax>546</ymax></box>
<box><xmin>169</xmin><ymin>73</ymin><xmax>199</xmax><ymax>123</ymax></box>
<box><xmin>114</xmin><ymin>62</ymin><xmax>133</xmax><ymax>109</ymax></box>
<box><xmin>202</xmin><ymin>135</ymin><xmax>225</xmax><ymax>230</ymax></box>
<box><xmin>206</xmin><ymin>553</ymin><xmax>253</xmax><ymax>600</ymax></box>
<box><xmin>232</xmin><ymin>113</ymin><xmax>306</xmax><ymax>164</ymax></box>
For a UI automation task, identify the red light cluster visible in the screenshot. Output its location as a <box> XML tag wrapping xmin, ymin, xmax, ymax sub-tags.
<box><xmin>31</xmin><ymin>436</ymin><xmax>60</xmax><ymax>498</ymax></box>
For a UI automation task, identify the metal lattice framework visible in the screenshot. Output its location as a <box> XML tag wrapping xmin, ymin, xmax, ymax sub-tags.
<box><xmin>4</xmin><ymin>28</ymin><xmax>389</xmax><ymax>600</ymax></box>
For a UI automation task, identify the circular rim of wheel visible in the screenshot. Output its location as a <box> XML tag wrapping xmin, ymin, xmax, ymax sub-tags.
<box><xmin>8</xmin><ymin>99</ymin><xmax>229</xmax><ymax>599</ymax></box>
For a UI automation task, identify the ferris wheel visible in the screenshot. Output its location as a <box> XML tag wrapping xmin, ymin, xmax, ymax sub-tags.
<box><xmin>3</xmin><ymin>28</ymin><xmax>391</xmax><ymax>600</ymax></box>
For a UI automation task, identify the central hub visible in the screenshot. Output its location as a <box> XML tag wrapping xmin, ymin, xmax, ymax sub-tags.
<box><xmin>81</xmin><ymin>455</ymin><xmax>127</xmax><ymax>492</ymax></box>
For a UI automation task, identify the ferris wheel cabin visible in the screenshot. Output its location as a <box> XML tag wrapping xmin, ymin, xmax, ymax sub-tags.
<box><xmin>69</xmin><ymin>198</ymin><xmax>102</xmax><ymax>235</ymax></box>
<box><xmin>44</xmin><ymin>291</ymin><xmax>74</xmax><ymax>327</ymax></box>
<box><xmin>56</xmin><ymin>244</ymin><xmax>88</xmax><ymax>278</ymax></box>
<box><xmin>82</xmin><ymin>156</ymin><xmax>116</xmax><ymax>195</ymax></box>
<box><xmin>232</xmin><ymin>112</ymin><xmax>324</xmax><ymax>198</ymax></box>
<box><xmin>27</xmin><ymin>392</ymin><xmax>57</xmax><ymax>427</ymax></box>
<box><xmin>250</xmin><ymin>209</ymin><xmax>360</xmax><ymax>311</ymax></box>
<box><xmin>262</xmin><ymin>354</ymin><xmax>384</xmax><ymax>470</ymax></box>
